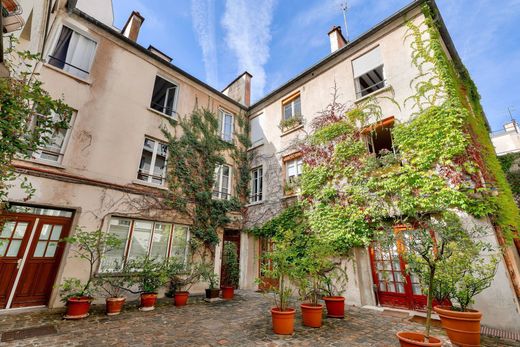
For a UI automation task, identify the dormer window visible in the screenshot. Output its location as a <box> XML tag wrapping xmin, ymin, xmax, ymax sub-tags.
<box><xmin>150</xmin><ymin>76</ymin><xmax>178</xmax><ymax>117</ymax></box>
<box><xmin>352</xmin><ymin>46</ymin><xmax>385</xmax><ymax>98</ymax></box>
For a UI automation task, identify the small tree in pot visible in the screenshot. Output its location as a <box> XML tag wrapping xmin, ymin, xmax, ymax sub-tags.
<box><xmin>60</xmin><ymin>229</ymin><xmax>123</xmax><ymax>319</ymax></box>
<box><xmin>221</xmin><ymin>242</ymin><xmax>240</xmax><ymax>299</ymax></box>
<box><xmin>125</xmin><ymin>257</ymin><xmax>168</xmax><ymax>311</ymax></box>
<box><xmin>165</xmin><ymin>258</ymin><xmax>200</xmax><ymax>306</ymax></box>
<box><xmin>320</xmin><ymin>262</ymin><xmax>349</xmax><ymax>319</ymax></box>
<box><xmin>94</xmin><ymin>263</ymin><xmax>130</xmax><ymax>316</ymax></box>
<box><xmin>199</xmin><ymin>262</ymin><xmax>220</xmax><ymax>299</ymax></box>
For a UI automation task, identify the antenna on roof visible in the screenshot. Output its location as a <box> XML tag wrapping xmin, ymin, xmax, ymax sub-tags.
<box><xmin>341</xmin><ymin>1</ymin><xmax>350</xmax><ymax>42</ymax></box>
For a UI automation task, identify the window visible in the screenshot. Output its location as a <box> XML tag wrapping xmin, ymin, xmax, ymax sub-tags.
<box><xmin>219</xmin><ymin>109</ymin><xmax>234</xmax><ymax>142</ymax></box>
<box><xmin>282</xmin><ymin>94</ymin><xmax>302</xmax><ymax>121</ymax></box>
<box><xmin>137</xmin><ymin>138</ymin><xmax>168</xmax><ymax>185</ymax></box>
<box><xmin>32</xmin><ymin>111</ymin><xmax>73</xmax><ymax>163</ymax></box>
<box><xmin>352</xmin><ymin>46</ymin><xmax>385</xmax><ymax>98</ymax></box>
<box><xmin>48</xmin><ymin>26</ymin><xmax>97</xmax><ymax>80</ymax></box>
<box><xmin>250</xmin><ymin>115</ymin><xmax>264</xmax><ymax>148</ymax></box>
<box><xmin>285</xmin><ymin>157</ymin><xmax>303</xmax><ymax>182</ymax></box>
<box><xmin>213</xmin><ymin>164</ymin><xmax>232</xmax><ymax>200</ymax></box>
<box><xmin>250</xmin><ymin>166</ymin><xmax>263</xmax><ymax>203</ymax></box>
<box><xmin>150</xmin><ymin>76</ymin><xmax>178</xmax><ymax>117</ymax></box>
<box><xmin>364</xmin><ymin>118</ymin><xmax>395</xmax><ymax>156</ymax></box>
<box><xmin>99</xmin><ymin>217</ymin><xmax>190</xmax><ymax>273</ymax></box>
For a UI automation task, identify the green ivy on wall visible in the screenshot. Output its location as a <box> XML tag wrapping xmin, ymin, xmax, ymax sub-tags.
<box><xmin>498</xmin><ymin>152</ymin><xmax>520</xmax><ymax>204</ymax></box>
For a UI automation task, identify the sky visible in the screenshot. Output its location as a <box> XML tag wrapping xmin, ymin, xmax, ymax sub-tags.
<box><xmin>111</xmin><ymin>0</ymin><xmax>520</xmax><ymax>131</ymax></box>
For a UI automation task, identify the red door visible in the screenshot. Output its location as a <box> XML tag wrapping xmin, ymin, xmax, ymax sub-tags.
<box><xmin>0</xmin><ymin>213</ymin><xmax>72</xmax><ymax>308</ymax></box>
<box><xmin>369</xmin><ymin>227</ymin><xmax>426</xmax><ymax>310</ymax></box>
<box><xmin>257</xmin><ymin>238</ymin><xmax>278</xmax><ymax>291</ymax></box>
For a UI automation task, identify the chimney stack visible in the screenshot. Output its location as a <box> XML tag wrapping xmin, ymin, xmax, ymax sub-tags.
<box><xmin>122</xmin><ymin>11</ymin><xmax>145</xmax><ymax>42</ymax></box>
<box><xmin>328</xmin><ymin>26</ymin><xmax>347</xmax><ymax>53</ymax></box>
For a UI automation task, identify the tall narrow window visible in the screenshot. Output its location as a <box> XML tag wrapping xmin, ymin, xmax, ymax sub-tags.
<box><xmin>150</xmin><ymin>76</ymin><xmax>178</xmax><ymax>117</ymax></box>
<box><xmin>250</xmin><ymin>115</ymin><xmax>264</xmax><ymax>148</ymax></box>
<box><xmin>282</xmin><ymin>94</ymin><xmax>302</xmax><ymax>121</ymax></box>
<box><xmin>32</xmin><ymin>111</ymin><xmax>73</xmax><ymax>163</ymax></box>
<box><xmin>352</xmin><ymin>46</ymin><xmax>385</xmax><ymax>98</ymax></box>
<box><xmin>137</xmin><ymin>138</ymin><xmax>168</xmax><ymax>185</ymax></box>
<box><xmin>48</xmin><ymin>26</ymin><xmax>97</xmax><ymax>80</ymax></box>
<box><xmin>213</xmin><ymin>164</ymin><xmax>231</xmax><ymax>200</ymax></box>
<box><xmin>219</xmin><ymin>109</ymin><xmax>234</xmax><ymax>142</ymax></box>
<box><xmin>250</xmin><ymin>166</ymin><xmax>263</xmax><ymax>203</ymax></box>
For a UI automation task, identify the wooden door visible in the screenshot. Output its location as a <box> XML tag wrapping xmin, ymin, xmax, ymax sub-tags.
<box><xmin>11</xmin><ymin>217</ymin><xmax>71</xmax><ymax>307</ymax></box>
<box><xmin>257</xmin><ymin>237</ymin><xmax>278</xmax><ymax>291</ymax></box>
<box><xmin>0</xmin><ymin>216</ymin><xmax>35</xmax><ymax>308</ymax></box>
<box><xmin>220</xmin><ymin>230</ymin><xmax>240</xmax><ymax>288</ymax></box>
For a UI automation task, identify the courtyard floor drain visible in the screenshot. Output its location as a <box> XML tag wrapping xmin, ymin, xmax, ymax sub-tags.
<box><xmin>1</xmin><ymin>325</ymin><xmax>57</xmax><ymax>342</ymax></box>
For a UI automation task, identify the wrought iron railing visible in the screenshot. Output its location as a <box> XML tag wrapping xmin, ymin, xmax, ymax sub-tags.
<box><xmin>48</xmin><ymin>55</ymin><xmax>90</xmax><ymax>76</ymax></box>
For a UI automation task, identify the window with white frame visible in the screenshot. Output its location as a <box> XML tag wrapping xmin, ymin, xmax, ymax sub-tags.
<box><xmin>150</xmin><ymin>76</ymin><xmax>178</xmax><ymax>117</ymax></box>
<box><xmin>32</xmin><ymin>111</ymin><xmax>73</xmax><ymax>163</ymax></box>
<box><xmin>250</xmin><ymin>166</ymin><xmax>263</xmax><ymax>203</ymax></box>
<box><xmin>250</xmin><ymin>115</ymin><xmax>264</xmax><ymax>148</ymax></box>
<box><xmin>99</xmin><ymin>217</ymin><xmax>190</xmax><ymax>273</ymax></box>
<box><xmin>213</xmin><ymin>164</ymin><xmax>232</xmax><ymax>200</ymax></box>
<box><xmin>48</xmin><ymin>25</ymin><xmax>97</xmax><ymax>80</ymax></box>
<box><xmin>282</xmin><ymin>94</ymin><xmax>302</xmax><ymax>121</ymax></box>
<box><xmin>352</xmin><ymin>46</ymin><xmax>385</xmax><ymax>98</ymax></box>
<box><xmin>285</xmin><ymin>157</ymin><xmax>303</xmax><ymax>182</ymax></box>
<box><xmin>137</xmin><ymin>138</ymin><xmax>168</xmax><ymax>185</ymax></box>
<box><xmin>219</xmin><ymin>109</ymin><xmax>234</xmax><ymax>142</ymax></box>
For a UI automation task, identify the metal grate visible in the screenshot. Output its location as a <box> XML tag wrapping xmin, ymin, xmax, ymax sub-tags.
<box><xmin>481</xmin><ymin>326</ymin><xmax>520</xmax><ymax>341</ymax></box>
<box><xmin>1</xmin><ymin>325</ymin><xmax>57</xmax><ymax>342</ymax></box>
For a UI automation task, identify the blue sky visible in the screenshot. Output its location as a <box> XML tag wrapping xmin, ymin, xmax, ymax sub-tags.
<box><xmin>112</xmin><ymin>0</ymin><xmax>520</xmax><ymax>131</ymax></box>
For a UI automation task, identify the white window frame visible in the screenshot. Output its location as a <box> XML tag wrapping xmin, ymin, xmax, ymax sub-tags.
<box><xmin>137</xmin><ymin>137</ymin><xmax>168</xmax><ymax>185</ymax></box>
<box><xmin>250</xmin><ymin>166</ymin><xmax>263</xmax><ymax>203</ymax></box>
<box><xmin>219</xmin><ymin>109</ymin><xmax>234</xmax><ymax>142</ymax></box>
<box><xmin>282</xmin><ymin>95</ymin><xmax>302</xmax><ymax>121</ymax></box>
<box><xmin>47</xmin><ymin>23</ymin><xmax>98</xmax><ymax>79</ymax></box>
<box><xmin>285</xmin><ymin>157</ymin><xmax>303</xmax><ymax>182</ymax></box>
<box><xmin>99</xmin><ymin>217</ymin><xmax>190</xmax><ymax>273</ymax></box>
<box><xmin>32</xmin><ymin>111</ymin><xmax>74</xmax><ymax>164</ymax></box>
<box><xmin>352</xmin><ymin>46</ymin><xmax>386</xmax><ymax>99</ymax></box>
<box><xmin>149</xmin><ymin>75</ymin><xmax>180</xmax><ymax>118</ymax></box>
<box><xmin>213</xmin><ymin>164</ymin><xmax>232</xmax><ymax>200</ymax></box>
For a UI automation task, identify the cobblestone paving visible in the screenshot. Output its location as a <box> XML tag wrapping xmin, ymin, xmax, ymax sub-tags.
<box><xmin>0</xmin><ymin>291</ymin><xmax>516</xmax><ymax>347</ymax></box>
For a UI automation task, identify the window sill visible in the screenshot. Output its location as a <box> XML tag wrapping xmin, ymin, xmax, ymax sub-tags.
<box><xmin>246</xmin><ymin>200</ymin><xmax>264</xmax><ymax>207</ymax></box>
<box><xmin>147</xmin><ymin>107</ymin><xmax>178</xmax><ymax>122</ymax></box>
<box><xmin>354</xmin><ymin>85</ymin><xmax>393</xmax><ymax>104</ymax></box>
<box><xmin>131</xmin><ymin>179</ymin><xmax>169</xmax><ymax>190</ymax></box>
<box><xmin>248</xmin><ymin>142</ymin><xmax>264</xmax><ymax>151</ymax></box>
<box><xmin>43</xmin><ymin>63</ymin><xmax>92</xmax><ymax>85</ymax></box>
<box><xmin>282</xmin><ymin>193</ymin><xmax>298</xmax><ymax>199</ymax></box>
<box><xmin>281</xmin><ymin>124</ymin><xmax>304</xmax><ymax>137</ymax></box>
<box><xmin>20</xmin><ymin>157</ymin><xmax>66</xmax><ymax>170</ymax></box>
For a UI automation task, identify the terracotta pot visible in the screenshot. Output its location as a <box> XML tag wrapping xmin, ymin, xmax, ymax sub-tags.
<box><xmin>64</xmin><ymin>297</ymin><xmax>92</xmax><ymax>319</ymax></box>
<box><xmin>434</xmin><ymin>306</ymin><xmax>482</xmax><ymax>347</ymax></box>
<box><xmin>140</xmin><ymin>292</ymin><xmax>157</xmax><ymax>311</ymax></box>
<box><xmin>396</xmin><ymin>331</ymin><xmax>442</xmax><ymax>347</ymax></box>
<box><xmin>221</xmin><ymin>286</ymin><xmax>234</xmax><ymax>300</ymax></box>
<box><xmin>271</xmin><ymin>307</ymin><xmax>296</xmax><ymax>335</ymax></box>
<box><xmin>106</xmin><ymin>297</ymin><xmax>125</xmax><ymax>316</ymax></box>
<box><xmin>323</xmin><ymin>296</ymin><xmax>345</xmax><ymax>318</ymax></box>
<box><xmin>174</xmin><ymin>291</ymin><xmax>189</xmax><ymax>306</ymax></box>
<box><xmin>205</xmin><ymin>288</ymin><xmax>220</xmax><ymax>299</ymax></box>
<box><xmin>300</xmin><ymin>303</ymin><xmax>323</xmax><ymax>328</ymax></box>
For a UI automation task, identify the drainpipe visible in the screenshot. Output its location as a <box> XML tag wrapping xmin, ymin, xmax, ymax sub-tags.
<box><xmin>1</xmin><ymin>6</ymin><xmax>4</xmax><ymax>63</ymax></box>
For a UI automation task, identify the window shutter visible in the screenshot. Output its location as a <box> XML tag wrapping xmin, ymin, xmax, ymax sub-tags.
<box><xmin>250</xmin><ymin>116</ymin><xmax>263</xmax><ymax>146</ymax></box>
<box><xmin>352</xmin><ymin>46</ymin><xmax>382</xmax><ymax>78</ymax></box>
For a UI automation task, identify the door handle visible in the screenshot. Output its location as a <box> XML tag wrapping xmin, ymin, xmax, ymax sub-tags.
<box><xmin>16</xmin><ymin>258</ymin><xmax>22</xmax><ymax>269</ymax></box>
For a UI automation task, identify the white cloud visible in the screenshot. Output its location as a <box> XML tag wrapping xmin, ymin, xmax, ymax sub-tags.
<box><xmin>221</xmin><ymin>0</ymin><xmax>276</xmax><ymax>100</ymax></box>
<box><xmin>191</xmin><ymin>0</ymin><xmax>219</xmax><ymax>86</ymax></box>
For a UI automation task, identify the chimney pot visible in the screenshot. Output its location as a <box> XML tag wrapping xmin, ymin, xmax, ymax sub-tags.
<box><xmin>328</xmin><ymin>25</ymin><xmax>347</xmax><ymax>53</ymax></box>
<box><xmin>122</xmin><ymin>11</ymin><xmax>145</xmax><ymax>42</ymax></box>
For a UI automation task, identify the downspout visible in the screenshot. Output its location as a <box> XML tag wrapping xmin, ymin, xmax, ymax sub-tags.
<box><xmin>1</xmin><ymin>7</ymin><xmax>4</xmax><ymax>64</ymax></box>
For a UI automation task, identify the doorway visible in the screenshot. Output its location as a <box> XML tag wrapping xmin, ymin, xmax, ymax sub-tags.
<box><xmin>220</xmin><ymin>229</ymin><xmax>240</xmax><ymax>288</ymax></box>
<box><xmin>0</xmin><ymin>206</ymin><xmax>73</xmax><ymax>309</ymax></box>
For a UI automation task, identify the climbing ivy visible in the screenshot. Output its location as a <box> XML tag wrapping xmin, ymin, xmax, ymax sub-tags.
<box><xmin>498</xmin><ymin>153</ymin><xmax>520</xmax><ymax>205</ymax></box>
<box><xmin>162</xmin><ymin>108</ymin><xmax>249</xmax><ymax>251</ymax></box>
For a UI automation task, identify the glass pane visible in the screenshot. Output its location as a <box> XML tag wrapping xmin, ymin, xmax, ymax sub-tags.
<box><xmin>39</xmin><ymin>224</ymin><xmax>53</xmax><ymax>240</ymax></box>
<box><xmin>296</xmin><ymin>158</ymin><xmax>303</xmax><ymax>175</ymax></box>
<box><xmin>128</xmin><ymin>221</ymin><xmax>153</xmax><ymax>260</ymax></box>
<box><xmin>171</xmin><ymin>225</ymin><xmax>189</xmax><ymax>264</ymax></box>
<box><xmin>139</xmin><ymin>149</ymin><xmax>153</xmax><ymax>178</ymax></box>
<box><xmin>7</xmin><ymin>205</ymin><xmax>72</xmax><ymax>217</ymax></box>
<box><xmin>287</xmin><ymin>161</ymin><xmax>296</xmax><ymax>178</ymax></box>
<box><xmin>39</xmin><ymin>152</ymin><xmax>60</xmax><ymax>161</ymax></box>
<box><xmin>293</xmin><ymin>97</ymin><xmax>301</xmax><ymax>116</ymax></box>
<box><xmin>50</xmin><ymin>225</ymin><xmax>62</xmax><ymax>240</ymax></box>
<box><xmin>12</xmin><ymin>222</ymin><xmax>28</xmax><ymax>238</ymax></box>
<box><xmin>283</xmin><ymin>104</ymin><xmax>292</xmax><ymax>120</ymax></box>
<box><xmin>150</xmin><ymin>223</ymin><xmax>171</xmax><ymax>261</ymax></box>
<box><xmin>45</xmin><ymin>242</ymin><xmax>58</xmax><ymax>257</ymax></box>
<box><xmin>144</xmin><ymin>138</ymin><xmax>155</xmax><ymax>152</ymax></box>
<box><xmin>1</xmin><ymin>222</ymin><xmax>15</xmax><ymax>238</ymax></box>
<box><xmin>387</xmin><ymin>282</ymin><xmax>396</xmax><ymax>293</ymax></box>
<box><xmin>412</xmin><ymin>284</ymin><xmax>422</xmax><ymax>295</ymax></box>
<box><xmin>153</xmin><ymin>153</ymin><xmax>166</xmax><ymax>177</ymax></box>
<box><xmin>100</xmin><ymin>218</ymin><xmax>131</xmax><ymax>272</ymax></box>
<box><xmin>34</xmin><ymin>241</ymin><xmax>47</xmax><ymax>257</ymax></box>
<box><xmin>396</xmin><ymin>282</ymin><xmax>406</xmax><ymax>294</ymax></box>
<box><xmin>7</xmin><ymin>240</ymin><xmax>22</xmax><ymax>257</ymax></box>
<box><xmin>0</xmin><ymin>241</ymin><xmax>8</xmax><ymax>256</ymax></box>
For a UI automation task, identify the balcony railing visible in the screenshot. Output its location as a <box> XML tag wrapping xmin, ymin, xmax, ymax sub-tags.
<box><xmin>48</xmin><ymin>55</ymin><xmax>90</xmax><ymax>76</ymax></box>
<box><xmin>356</xmin><ymin>80</ymin><xmax>387</xmax><ymax>99</ymax></box>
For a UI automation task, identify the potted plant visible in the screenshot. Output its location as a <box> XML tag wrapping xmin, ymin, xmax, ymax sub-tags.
<box><xmin>94</xmin><ymin>265</ymin><xmax>129</xmax><ymax>316</ymax></box>
<box><xmin>221</xmin><ymin>242</ymin><xmax>239</xmax><ymax>299</ymax></box>
<box><xmin>433</xmin><ymin>238</ymin><xmax>498</xmax><ymax>346</ymax></box>
<box><xmin>60</xmin><ymin>229</ymin><xmax>123</xmax><ymax>319</ymax></box>
<box><xmin>125</xmin><ymin>257</ymin><xmax>168</xmax><ymax>311</ymax></box>
<box><xmin>391</xmin><ymin>213</ymin><xmax>470</xmax><ymax>347</ymax></box>
<box><xmin>199</xmin><ymin>262</ymin><xmax>220</xmax><ymax>299</ymax></box>
<box><xmin>166</xmin><ymin>258</ymin><xmax>200</xmax><ymax>306</ymax></box>
<box><xmin>320</xmin><ymin>263</ymin><xmax>349</xmax><ymax>319</ymax></box>
<box><xmin>259</xmin><ymin>228</ymin><xmax>297</xmax><ymax>335</ymax></box>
